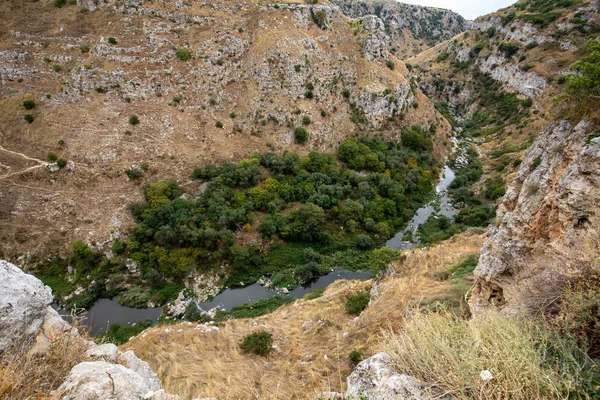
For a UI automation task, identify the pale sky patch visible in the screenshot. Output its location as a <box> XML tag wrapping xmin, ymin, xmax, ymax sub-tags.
<box><xmin>398</xmin><ymin>0</ymin><xmax>517</xmax><ymax>20</ymax></box>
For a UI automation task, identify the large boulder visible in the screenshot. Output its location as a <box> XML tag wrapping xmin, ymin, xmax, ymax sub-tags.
<box><xmin>55</xmin><ymin>361</ymin><xmax>178</xmax><ymax>400</ymax></box>
<box><xmin>345</xmin><ymin>352</ymin><xmax>426</xmax><ymax>399</ymax></box>
<box><xmin>0</xmin><ymin>260</ymin><xmax>53</xmax><ymax>352</ymax></box>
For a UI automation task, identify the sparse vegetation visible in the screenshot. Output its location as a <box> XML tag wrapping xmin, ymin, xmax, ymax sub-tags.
<box><xmin>56</xmin><ymin>159</ymin><xmax>67</xmax><ymax>168</ymax></box>
<box><xmin>215</xmin><ymin>120</ymin><xmax>224</xmax><ymax>128</ymax></box>
<box><xmin>24</xmin><ymin>114</ymin><xmax>34</xmax><ymax>123</ymax></box>
<box><xmin>108</xmin><ymin>37</ymin><xmax>117</xmax><ymax>45</ymax></box>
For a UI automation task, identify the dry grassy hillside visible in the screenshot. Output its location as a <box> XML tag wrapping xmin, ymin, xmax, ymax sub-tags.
<box><xmin>125</xmin><ymin>230</ymin><xmax>484</xmax><ymax>399</ymax></box>
<box><xmin>0</xmin><ymin>0</ymin><xmax>450</xmax><ymax>259</ymax></box>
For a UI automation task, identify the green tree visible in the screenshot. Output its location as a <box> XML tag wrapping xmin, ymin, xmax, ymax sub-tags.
<box><xmin>288</xmin><ymin>203</ymin><xmax>327</xmax><ymax>242</ymax></box>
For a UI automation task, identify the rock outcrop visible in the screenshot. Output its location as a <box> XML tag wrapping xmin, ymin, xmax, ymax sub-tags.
<box><xmin>0</xmin><ymin>259</ymin><xmax>53</xmax><ymax>352</ymax></box>
<box><xmin>332</xmin><ymin>0</ymin><xmax>467</xmax><ymax>57</ymax></box>
<box><xmin>471</xmin><ymin>120</ymin><xmax>600</xmax><ymax>314</ymax></box>
<box><xmin>0</xmin><ymin>259</ymin><xmax>178</xmax><ymax>399</ymax></box>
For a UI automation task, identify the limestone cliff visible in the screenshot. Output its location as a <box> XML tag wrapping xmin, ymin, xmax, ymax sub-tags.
<box><xmin>331</xmin><ymin>0</ymin><xmax>467</xmax><ymax>58</ymax></box>
<box><xmin>471</xmin><ymin>121</ymin><xmax>600</xmax><ymax>314</ymax></box>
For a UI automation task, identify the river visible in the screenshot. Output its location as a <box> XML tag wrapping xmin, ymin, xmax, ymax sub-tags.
<box><xmin>68</xmin><ymin>164</ymin><xmax>457</xmax><ymax>336</ymax></box>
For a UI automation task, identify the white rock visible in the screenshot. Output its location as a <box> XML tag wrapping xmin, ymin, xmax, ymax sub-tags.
<box><xmin>86</xmin><ymin>343</ymin><xmax>120</xmax><ymax>362</ymax></box>
<box><xmin>56</xmin><ymin>361</ymin><xmax>159</xmax><ymax>399</ymax></box>
<box><xmin>0</xmin><ymin>260</ymin><xmax>53</xmax><ymax>352</ymax></box>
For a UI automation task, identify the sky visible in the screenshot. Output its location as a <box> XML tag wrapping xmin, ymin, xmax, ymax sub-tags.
<box><xmin>399</xmin><ymin>0</ymin><xmax>517</xmax><ymax>20</ymax></box>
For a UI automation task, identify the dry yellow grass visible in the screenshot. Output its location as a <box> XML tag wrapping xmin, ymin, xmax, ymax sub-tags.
<box><xmin>0</xmin><ymin>331</ymin><xmax>90</xmax><ymax>400</ymax></box>
<box><xmin>125</xmin><ymin>230</ymin><xmax>485</xmax><ymax>399</ymax></box>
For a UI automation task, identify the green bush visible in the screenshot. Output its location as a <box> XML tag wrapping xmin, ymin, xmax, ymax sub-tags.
<box><xmin>53</xmin><ymin>0</ymin><xmax>67</xmax><ymax>7</ymax></box>
<box><xmin>239</xmin><ymin>331</ymin><xmax>274</xmax><ymax>356</ymax></box>
<box><xmin>108</xmin><ymin>37</ymin><xmax>117</xmax><ymax>45</ymax></box>
<box><xmin>294</xmin><ymin>127</ymin><xmax>308</xmax><ymax>144</ymax></box>
<box><xmin>23</xmin><ymin>100</ymin><xmax>36</xmax><ymax>110</ymax></box>
<box><xmin>175</xmin><ymin>48</ymin><xmax>192</xmax><ymax>61</ymax></box>
<box><xmin>345</xmin><ymin>291</ymin><xmax>370</xmax><ymax>315</ymax></box>
<box><xmin>125</xmin><ymin>168</ymin><xmax>144</xmax><ymax>180</ymax></box>
<box><xmin>24</xmin><ymin>114</ymin><xmax>34</xmax><ymax>123</ymax></box>
<box><xmin>80</xmin><ymin>45</ymin><xmax>90</xmax><ymax>53</ymax></box>
<box><xmin>302</xmin><ymin>116</ymin><xmax>311</xmax><ymax>125</ymax></box>
<box><xmin>312</xmin><ymin>10</ymin><xmax>327</xmax><ymax>29</ymax></box>
<box><xmin>129</xmin><ymin>114</ymin><xmax>140</xmax><ymax>125</ymax></box>
<box><xmin>304</xmin><ymin>289</ymin><xmax>323</xmax><ymax>300</ymax></box>
<box><xmin>349</xmin><ymin>349</ymin><xmax>363</xmax><ymax>364</ymax></box>
<box><xmin>228</xmin><ymin>296</ymin><xmax>293</xmax><ymax>319</ymax></box>
<box><xmin>52</xmin><ymin>64</ymin><xmax>62</xmax><ymax>72</ymax></box>
<box><xmin>47</xmin><ymin>152</ymin><xmax>58</xmax><ymax>162</ymax></box>
<box><xmin>386</xmin><ymin>59</ymin><xmax>395</xmax><ymax>70</ymax></box>
<box><xmin>99</xmin><ymin>319</ymin><xmax>153</xmax><ymax>345</ymax></box>
<box><xmin>215</xmin><ymin>121</ymin><xmax>224</xmax><ymax>128</ymax></box>
<box><xmin>57</xmin><ymin>159</ymin><xmax>67</xmax><ymax>168</ymax></box>
<box><xmin>484</xmin><ymin>177</ymin><xmax>506</xmax><ymax>200</ymax></box>
<box><xmin>499</xmin><ymin>42</ymin><xmax>520</xmax><ymax>58</ymax></box>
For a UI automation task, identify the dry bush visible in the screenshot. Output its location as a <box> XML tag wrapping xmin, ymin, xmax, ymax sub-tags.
<box><xmin>0</xmin><ymin>330</ymin><xmax>89</xmax><ymax>399</ymax></box>
<box><xmin>383</xmin><ymin>309</ymin><xmax>599</xmax><ymax>400</ymax></box>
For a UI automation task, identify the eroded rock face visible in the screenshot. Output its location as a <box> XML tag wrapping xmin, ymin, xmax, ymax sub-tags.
<box><xmin>332</xmin><ymin>0</ymin><xmax>467</xmax><ymax>57</ymax></box>
<box><xmin>471</xmin><ymin>120</ymin><xmax>600</xmax><ymax>314</ymax></box>
<box><xmin>357</xmin><ymin>15</ymin><xmax>390</xmax><ymax>61</ymax></box>
<box><xmin>0</xmin><ymin>260</ymin><xmax>53</xmax><ymax>352</ymax></box>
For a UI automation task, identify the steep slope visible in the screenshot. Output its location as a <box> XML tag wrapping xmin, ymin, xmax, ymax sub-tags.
<box><xmin>404</xmin><ymin>0</ymin><xmax>600</xmax><ymax>314</ymax></box>
<box><xmin>331</xmin><ymin>0</ymin><xmax>468</xmax><ymax>58</ymax></box>
<box><xmin>0</xmin><ymin>0</ymin><xmax>450</xmax><ymax>259</ymax></box>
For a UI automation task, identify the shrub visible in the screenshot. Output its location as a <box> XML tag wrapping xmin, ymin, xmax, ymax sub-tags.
<box><xmin>99</xmin><ymin>319</ymin><xmax>153</xmax><ymax>345</ymax></box>
<box><xmin>304</xmin><ymin>289</ymin><xmax>323</xmax><ymax>300</ymax></box>
<box><xmin>24</xmin><ymin>114</ymin><xmax>34</xmax><ymax>123</ymax></box>
<box><xmin>126</xmin><ymin>168</ymin><xmax>144</xmax><ymax>180</ymax></box>
<box><xmin>57</xmin><ymin>159</ymin><xmax>67</xmax><ymax>168</ymax></box>
<box><xmin>23</xmin><ymin>100</ymin><xmax>36</xmax><ymax>110</ymax></box>
<box><xmin>53</xmin><ymin>0</ymin><xmax>67</xmax><ymax>7</ymax></box>
<box><xmin>47</xmin><ymin>152</ymin><xmax>58</xmax><ymax>162</ymax></box>
<box><xmin>349</xmin><ymin>349</ymin><xmax>362</xmax><ymax>365</ymax></box>
<box><xmin>108</xmin><ymin>37</ymin><xmax>117</xmax><ymax>45</ymax></box>
<box><xmin>175</xmin><ymin>48</ymin><xmax>192</xmax><ymax>61</ymax></box>
<box><xmin>499</xmin><ymin>42</ymin><xmax>520</xmax><ymax>58</ymax></box>
<box><xmin>526</xmin><ymin>41</ymin><xmax>539</xmax><ymax>50</ymax></box>
<box><xmin>486</xmin><ymin>27</ymin><xmax>496</xmax><ymax>37</ymax></box>
<box><xmin>215</xmin><ymin>120</ymin><xmax>224</xmax><ymax>128</ymax></box>
<box><xmin>301</xmin><ymin>115</ymin><xmax>311</xmax><ymax>125</ymax></box>
<box><xmin>294</xmin><ymin>127</ymin><xmax>308</xmax><ymax>144</ymax></box>
<box><xmin>52</xmin><ymin>64</ymin><xmax>62</xmax><ymax>72</ymax></box>
<box><xmin>229</xmin><ymin>296</ymin><xmax>293</xmax><ymax>319</ymax></box>
<box><xmin>312</xmin><ymin>10</ymin><xmax>327</xmax><ymax>29</ymax></box>
<box><xmin>229</xmin><ymin>112</ymin><xmax>236</xmax><ymax>119</ymax></box>
<box><xmin>386</xmin><ymin>59</ymin><xmax>395</xmax><ymax>70</ymax></box>
<box><xmin>239</xmin><ymin>331</ymin><xmax>273</xmax><ymax>356</ymax></box>
<box><xmin>129</xmin><ymin>114</ymin><xmax>140</xmax><ymax>125</ymax></box>
<box><xmin>384</xmin><ymin>310</ymin><xmax>599</xmax><ymax>399</ymax></box>
<box><xmin>345</xmin><ymin>291</ymin><xmax>370</xmax><ymax>315</ymax></box>
<box><xmin>80</xmin><ymin>45</ymin><xmax>90</xmax><ymax>53</ymax></box>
